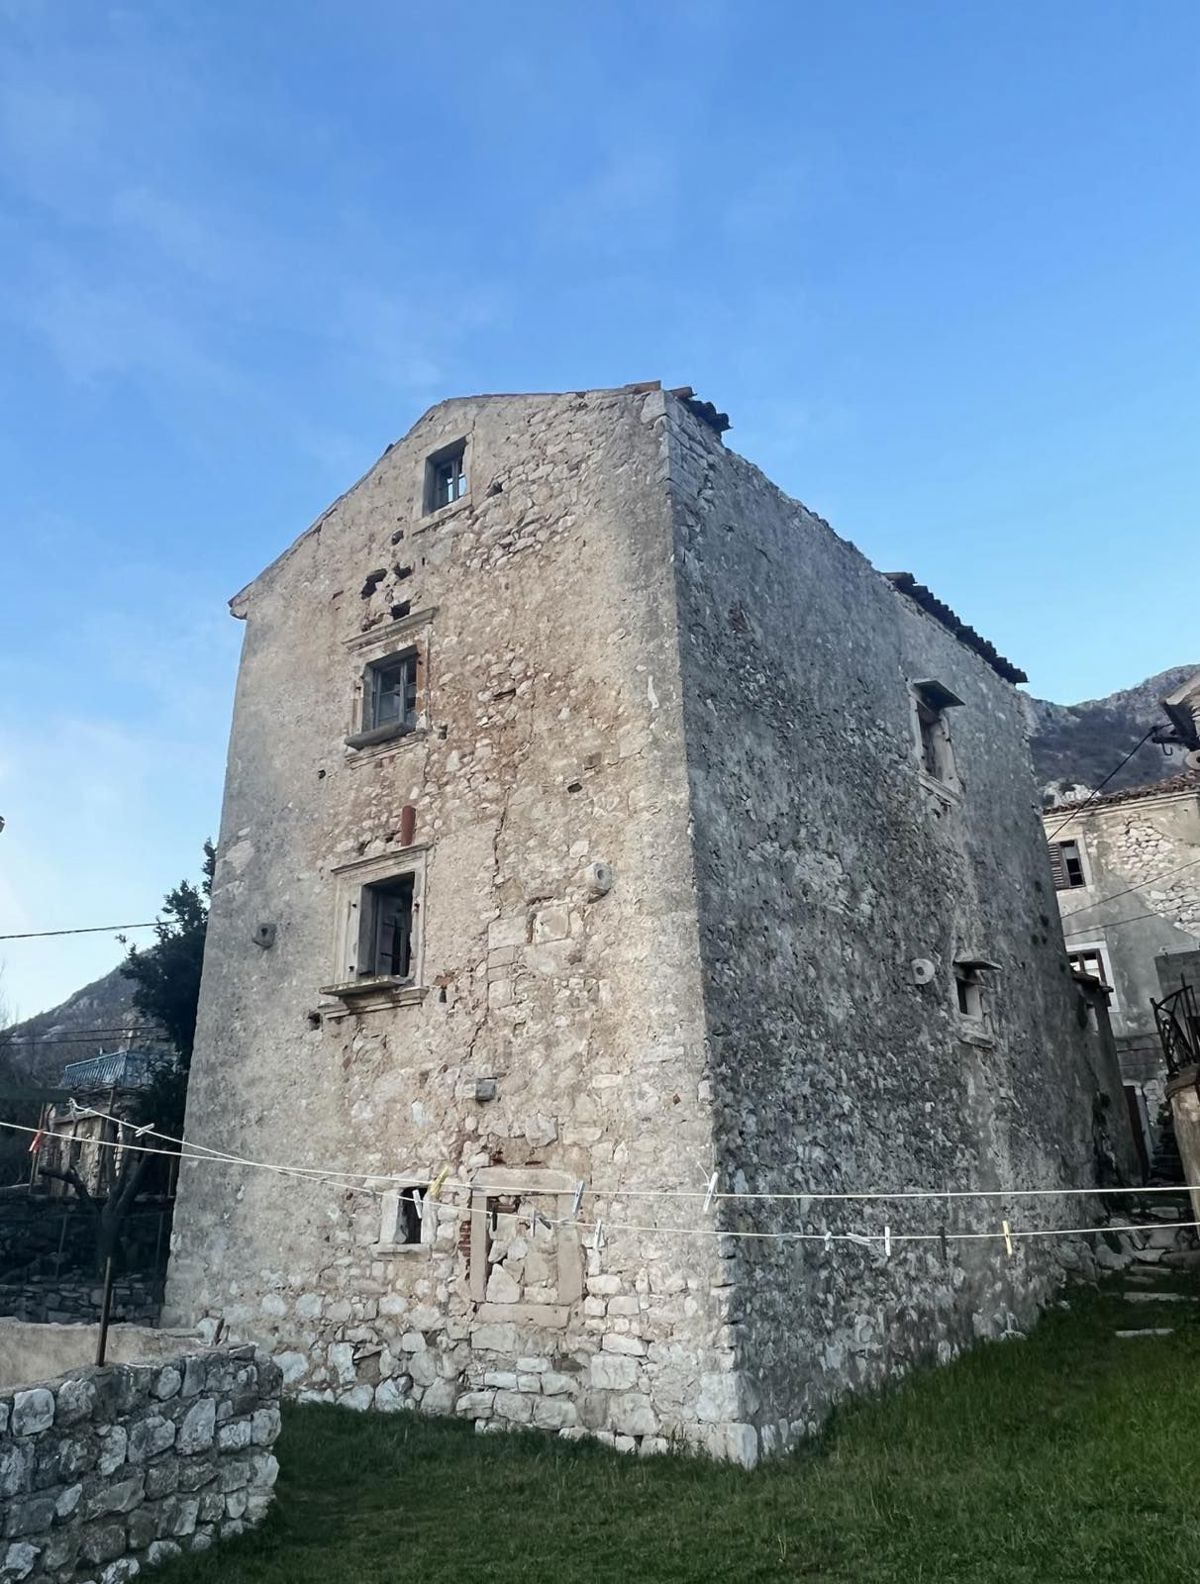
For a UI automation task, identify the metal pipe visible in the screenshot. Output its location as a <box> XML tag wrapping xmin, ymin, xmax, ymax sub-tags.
<box><xmin>95</xmin><ymin>1256</ymin><xmax>115</xmax><ymax>1366</ymax></box>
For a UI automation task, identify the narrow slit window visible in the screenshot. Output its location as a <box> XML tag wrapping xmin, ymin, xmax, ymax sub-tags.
<box><xmin>955</xmin><ymin>967</ymin><xmax>983</xmax><ymax>1019</ymax></box>
<box><xmin>911</xmin><ymin>680</ymin><xmax>963</xmax><ymax>785</ymax></box>
<box><xmin>953</xmin><ymin>957</ymin><xmax>996</xmax><ymax>1023</ymax></box>
<box><xmin>397</xmin><ymin>1185</ymin><xmax>426</xmax><ymax>1245</ymax></box>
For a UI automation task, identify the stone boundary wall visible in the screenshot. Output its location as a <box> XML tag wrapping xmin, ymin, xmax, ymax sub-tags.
<box><xmin>0</xmin><ymin>1282</ymin><xmax>162</xmax><ymax>1331</ymax></box>
<box><xmin>0</xmin><ymin>1345</ymin><xmax>281</xmax><ymax>1584</ymax></box>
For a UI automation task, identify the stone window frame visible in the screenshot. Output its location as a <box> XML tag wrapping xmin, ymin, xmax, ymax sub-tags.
<box><xmin>1049</xmin><ymin>835</ymin><xmax>1091</xmax><ymax>891</ymax></box>
<box><xmin>1067</xmin><ymin>939</ymin><xmax>1119</xmax><ymax>1017</ymax></box>
<box><xmin>377</xmin><ymin>1181</ymin><xmax>434</xmax><ymax>1255</ymax></box>
<box><xmin>909</xmin><ymin>679</ymin><xmax>964</xmax><ymax>800</ymax></box>
<box><xmin>468</xmin><ymin>1167</ymin><xmax>584</xmax><ymax>1328</ymax></box>
<box><xmin>342</xmin><ymin>608</ymin><xmax>436</xmax><ymax>765</ymax></box>
<box><xmin>421</xmin><ymin>435</ymin><xmax>472</xmax><ymax>523</ymax></box>
<box><xmin>953</xmin><ymin>955</ymin><xmax>998</xmax><ymax>1046</ymax></box>
<box><xmin>319</xmin><ymin>846</ymin><xmax>429</xmax><ymax>1014</ymax></box>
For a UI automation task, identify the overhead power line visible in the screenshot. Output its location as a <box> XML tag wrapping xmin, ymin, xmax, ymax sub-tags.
<box><xmin>1046</xmin><ymin>727</ymin><xmax>1160</xmax><ymax>839</ymax></box>
<box><xmin>0</xmin><ymin>1032</ymin><xmax>163</xmax><ymax>1046</ymax></box>
<box><xmin>1063</xmin><ymin>908</ymin><xmax>1199</xmax><ymax>940</ymax></box>
<box><xmin>1056</xmin><ymin>855</ymin><xmax>1200</xmax><ymax>919</ymax></box>
<box><xmin>0</xmin><ymin>922</ymin><xmax>159</xmax><ymax>942</ymax></box>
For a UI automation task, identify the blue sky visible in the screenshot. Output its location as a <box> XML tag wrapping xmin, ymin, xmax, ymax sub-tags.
<box><xmin>1</xmin><ymin>0</ymin><xmax>1197</xmax><ymax>1017</ymax></box>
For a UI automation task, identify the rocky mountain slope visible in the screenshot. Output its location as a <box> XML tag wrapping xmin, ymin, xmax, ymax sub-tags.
<box><xmin>1025</xmin><ymin>664</ymin><xmax>1197</xmax><ymax>804</ymax></box>
<box><xmin>0</xmin><ymin>962</ymin><xmax>165</xmax><ymax>1090</ymax></box>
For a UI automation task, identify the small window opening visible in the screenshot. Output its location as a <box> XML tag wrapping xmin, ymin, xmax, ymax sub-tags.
<box><xmin>358</xmin><ymin>874</ymin><xmax>415</xmax><ymax>980</ymax></box>
<box><xmin>912</xmin><ymin>680</ymin><xmax>963</xmax><ymax>784</ymax></box>
<box><xmin>1068</xmin><ymin>949</ymin><xmax>1109</xmax><ymax>988</ymax></box>
<box><xmin>366</xmin><ymin>652</ymin><xmax>418</xmax><ymax>734</ymax></box>
<box><xmin>397</xmin><ymin>1185</ymin><xmax>426</xmax><ymax>1245</ymax></box>
<box><xmin>1050</xmin><ymin>839</ymin><xmax>1086</xmax><ymax>890</ymax></box>
<box><xmin>426</xmin><ymin>442</ymin><xmax>467</xmax><ymax>512</ymax></box>
<box><xmin>953</xmin><ymin>957</ymin><xmax>996</xmax><ymax>1022</ymax></box>
<box><xmin>955</xmin><ymin>965</ymin><xmax>983</xmax><ymax>1019</ymax></box>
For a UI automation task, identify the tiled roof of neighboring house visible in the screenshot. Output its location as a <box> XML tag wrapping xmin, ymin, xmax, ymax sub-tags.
<box><xmin>60</xmin><ymin>1049</ymin><xmax>173</xmax><ymax>1092</ymax></box>
<box><xmin>1064</xmin><ymin>770</ymin><xmax>1200</xmax><ymax>814</ymax></box>
<box><xmin>883</xmin><ymin>573</ymin><xmax>1028</xmax><ymax>685</ymax></box>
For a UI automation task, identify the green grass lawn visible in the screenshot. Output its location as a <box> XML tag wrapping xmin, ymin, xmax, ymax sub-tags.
<box><xmin>155</xmin><ymin>1282</ymin><xmax>1200</xmax><ymax>1584</ymax></box>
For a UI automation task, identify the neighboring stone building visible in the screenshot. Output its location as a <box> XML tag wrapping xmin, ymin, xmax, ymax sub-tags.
<box><xmin>1043</xmin><ymin>770</ymin><xmax>1200</xmax><ymax>1169</ymax></box>
<box><xmin>166</xmin><ymin>381</ymin><xmax>1128</xmax><ymax>1464</ymax></box>
<box><xmin>37</xmin><ymin>1050</ymin><xmax>178</xmax><ymax>1200</ymax></box>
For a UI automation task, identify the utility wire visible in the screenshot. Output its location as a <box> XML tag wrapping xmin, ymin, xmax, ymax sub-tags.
<box><xmin>8</xmin><ymin>1117</ymin><xmax>1198</xmax><ymax>1254</ymax></box>
<box><xmin>0</xmin><ymin>922</ymin><xmax>159</xmax><ymax>942</ymax></box>
<box><xmin>1055</xmin><ymin>856</ymin><xmax>1200</xmax><ymax>919</ymax></box>
<box><xmin>0</xmin><ymin>1032</ymin><xmax>164</xmax><ymax>1045</ymax></box>
<box><xmin>1046</xmin><ymin>728</ymin><xmax>1159</xmax><ymax>838</ymax></box>
<box><xmin>1063</xmin><ymin>908</ymin><xmax>1200</xmax><ymax>940</ymax></box>
<box><xmin>6</xmin><ymin>1113</ymin><xmax>1200</xmax><ymax>1207</ymax></box>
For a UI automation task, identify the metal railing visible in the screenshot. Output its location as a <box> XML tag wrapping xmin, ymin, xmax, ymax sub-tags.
<box><xmin>1153</xmin><ymin>984</ymin><xmax>1200</xmax><ymax>1077</ymax></box>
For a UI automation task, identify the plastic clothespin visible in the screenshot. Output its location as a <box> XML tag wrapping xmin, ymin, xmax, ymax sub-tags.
<box><xmin>594</xmin><ymin>1219</ymin><xmax>605</xmax><ymax>1252</ymax></box>
<box><xmin>1002</xmin><ymin>1220</ymin><xmax>1014</xmax><ymax>1258</ymax></box>
<box><xmin>939</xmin><ymin>1225</ymin><xmax>949</xmax><ymax>1261</ymax></box>
<box><xmin>883</xmin><ymin>1225</ymin><xmax>892</xmax><ymax>1259</ymax></box>
<box><xmin>823</xmin><ymin>1229</ymin><xmax>833</xmax><ymax>1255</ymax></box>
<box><xmin>572</xmin><ymin>1180</ymin><xmax>586</xmax><ymax>1219</ymax></box>
<box><xmin>429</xmin><ymin>1166</ymin><xmax>450</xmax><ymax>1202</ymax></box>
<box><xmin>703</xmin><ymin>1172</ymin><xmax>719</xmax><ymax>1214</ymax></box>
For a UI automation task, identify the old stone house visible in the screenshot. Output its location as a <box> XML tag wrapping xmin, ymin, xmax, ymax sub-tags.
<box><xmin>166</xmin><ymin>381</ymin><xmax>1127</xmax><ymax>1464</ymax></box>
<box><xmin>1043</xmin><ymin>770</ymin><xmax>1200</xmax><ymax>1169</ymax></box>
<box><xmin>38</xmin><ymin>1050</ymin><xmax>177</xmax><ymax>1199</ymax></box>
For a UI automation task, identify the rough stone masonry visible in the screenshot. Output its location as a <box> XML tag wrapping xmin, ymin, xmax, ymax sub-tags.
<box><xmin>0</xmin><ymin>1336</ymin><xmax>281</xmax><ymax>1583</ymax></box>
<box><xmin>165</xmin><ymin>382</ymin><xmax>1128</xmax><ymax>1464</ymax></box>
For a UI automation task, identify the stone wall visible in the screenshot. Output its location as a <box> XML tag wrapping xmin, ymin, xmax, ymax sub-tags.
<box><xmin>665</xmin><ymin>396</ymin><xmax>1127</xmax><ymax>1449</ymax></box>
<box><xmin>166</xmin><ymin>382</ymin><xmax>1123</xmax><ymax>1465</ymax></box>
<box><xmin>1049</xmin><ymin>781</ymin><xmax>1200</xmax><ymax>1149</ymax></box>
<box><xmin>1051</xmin><ymin>783</ymin><xmax>1200</xmax><ymax>1045</ymax></box>
<box><xmin>0</xmin><ymin>1340</ymin><xmax>281</xmax><ymax>1583</ymax></box>
<box><xmin>166</xmin><ymin>386</ymin><xmax>734</xmax><ymax>1455</ymax></box>
<box><xmin>0</xmin><ymin>1281</ymin><xmax>161</xmax><ymax>1330</ymax></box>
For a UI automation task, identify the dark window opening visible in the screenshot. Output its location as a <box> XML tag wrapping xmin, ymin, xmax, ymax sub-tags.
<box><xmin>426</xmin><ymin>442</ymin><xmax>467</xmax><ymax>512</ymax></box>
<box><xmin>397</xmin><ymin>1184</ymin><xmax>426</xmax><ymax>1244</ymax></box>
<box><xmin>367</xmin><ymin>652</ymin><xmax>418</xmax><ymax>734</ymax></box>
<box><xmin>359</xmin><ymin>874</ymin><xmax>415</xmax><ymax>981</ymax></box>
<box><xmin>953</xmin><ymin>961</ymin><xmax>991</xmax><ymax>1021</ymax></box>
<box><xmin>912</xmin><ymin>680</ymin><xmax>963</xmax><ymax>784</ymax></box>
<box><xmin>917</xmin><ymin>700</ymin><xmax>943</xmax><ymax>778</ymax></box>
<box><xmin>1050</xmin><ymin>839</ymin><xmax>1086</xmax><ymax>890</ymax></box>
<box><xmin>1068</xmin><ymin>949</ymin><xmax>1109</xmax><ymax>988</ymax></box>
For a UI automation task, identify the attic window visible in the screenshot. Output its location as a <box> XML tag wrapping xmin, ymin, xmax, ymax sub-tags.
<box><xmin>426</xmin><ymin>441</ymin><xmax>467</xmax><ymax>513</ymax></box>
<box><xmin>912</xmin><ymin>679</ymin><xmax>963</xmax><ymax>785</ymax></box>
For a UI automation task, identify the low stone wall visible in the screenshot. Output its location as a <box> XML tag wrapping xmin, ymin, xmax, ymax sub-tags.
<box><xmin>0</xmin><ymin>1281</ymin><xmax>162</xmax><ymax>1330</ymax></box>
<box><xmin>0</xmin><ymin>1333</ymin><xmax>281</xmax><ymax>1583</ymax></box>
